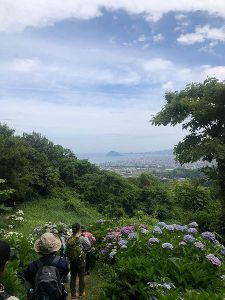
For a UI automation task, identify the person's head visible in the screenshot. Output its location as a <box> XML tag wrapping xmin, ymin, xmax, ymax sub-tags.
<box><xmin>34</xmin><ymin>232</ymin><xmax>62</xmax><ymax>255</ymax></box>
<box><xmin>72</xmin><ymin>223</ymin><xmax>81</xmax><ymax>235</ymax></box>
<box><xmin>0</xmin><ymin>240</ymin><xmax>10</xmax><ymax>274</ymax></box>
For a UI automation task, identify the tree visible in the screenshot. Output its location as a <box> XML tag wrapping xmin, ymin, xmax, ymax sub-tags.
<box><xmin>0</xmin><ymin>179</ymin><xmax>15</xmax><ymax>209</ymax></box>
<box><xmin>152</xmin><ymin>78</ymin><xmax>225</xmax><ymax>217</ymax></box>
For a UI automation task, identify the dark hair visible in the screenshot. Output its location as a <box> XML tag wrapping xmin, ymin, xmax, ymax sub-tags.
<box><xmin>0</xmin><ymin>240</ymin><xmax>10</xmax><ymax>269</ymax></box>
<box><xmin>71</xmin><ymin>223</ymin><xmax>81</xmax><ymax>234</ymax></box>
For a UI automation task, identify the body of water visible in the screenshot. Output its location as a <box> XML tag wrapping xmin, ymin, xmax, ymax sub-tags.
<box><xmin>76</xmin><ymin>152</ymin><xmax>174</xmax><ymax>165</ymax></box>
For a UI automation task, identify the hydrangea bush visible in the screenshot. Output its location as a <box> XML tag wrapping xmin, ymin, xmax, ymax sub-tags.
<box><xmin>32</xmin><ymin>222</ymin><xmax>70</xmax><ymax>237</ymax></box>
<box><xmin>99</xmin><ymin>221</ymin><xmax>225</xmax><ymax>299</ymax></box>
<box><xmin>0</xmin><ymin>223</ymin><xmax>37</xmax><ymax>298</ymax></box>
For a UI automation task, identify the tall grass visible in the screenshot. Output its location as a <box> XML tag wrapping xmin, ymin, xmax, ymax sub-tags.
<box><xmin>17</xmin><ymin>188</ymin><xmax>101</xmax><ymax>235</ymax></box>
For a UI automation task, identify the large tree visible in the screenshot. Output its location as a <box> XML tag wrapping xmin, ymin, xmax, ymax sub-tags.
<box><xmin>152</xmin><ymin>78</ymin><xmax>225</xmax><ymax>216</ymax></box>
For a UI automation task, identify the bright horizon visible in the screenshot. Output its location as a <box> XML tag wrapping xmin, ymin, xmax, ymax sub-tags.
<box><xmin>1</xmin><ymin>1</ymin><xmax>225</xmax><ymax>153</ymax></box>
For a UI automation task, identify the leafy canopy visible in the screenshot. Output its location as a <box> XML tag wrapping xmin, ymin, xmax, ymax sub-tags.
<box><xmin>152</xmin><ymin>78</ymin><xmax>225</xmax><ymax>165</ymax></box>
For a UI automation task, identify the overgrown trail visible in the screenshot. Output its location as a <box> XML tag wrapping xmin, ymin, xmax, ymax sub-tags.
<box><xmin>66</xmin><ymin>269</ymin><xmax>103</xmax><ymax>300</ymax></box>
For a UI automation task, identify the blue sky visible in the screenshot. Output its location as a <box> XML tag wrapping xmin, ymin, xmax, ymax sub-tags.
<box><xmin>1</xmin><ymin>1</ymin><xmax>225</xmax><ymax>153</ymax></box>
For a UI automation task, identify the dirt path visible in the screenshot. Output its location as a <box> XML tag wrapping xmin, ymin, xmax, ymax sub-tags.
<box><xmin>65</xmin><ymin>270</ymin><xmax>103</xmax><ymax>300</ymax></box>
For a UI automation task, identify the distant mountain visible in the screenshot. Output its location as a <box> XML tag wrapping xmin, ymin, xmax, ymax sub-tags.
<box><xmin>106</xmin><ymin>151</ymin><xmax>122</xmax><ymax>157</ymax></box>
<box><xmin>106</xmin><ymin>149</ymin><xmax>173</xmax><ymax>157</ymax></box>
<box><xmin>141</xmin><ymin>149</ymin><xmax>173</xmax><ymax>156</ymax></box>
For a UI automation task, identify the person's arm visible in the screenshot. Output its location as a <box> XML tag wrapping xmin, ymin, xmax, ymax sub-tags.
<box><xmin>57</xmin><ymin>257</ymin><xmax>69</xmax><ymax>278</ymax></box>
<box><xmin>24</xmin><ymin>262</ymin><xmax>36</xmax><ymax>299</ymax></box>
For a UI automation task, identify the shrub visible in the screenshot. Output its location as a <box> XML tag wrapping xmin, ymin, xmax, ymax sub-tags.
<box><xmin>99</xmin><ymin>221</ymin><xmax>225</xmax><ymax>299</ymax></box>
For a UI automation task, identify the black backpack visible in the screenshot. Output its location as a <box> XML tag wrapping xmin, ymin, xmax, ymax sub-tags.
<box><xmin>34</xmin><ymin>256</ymin><xmax>63</xmax><ymax>300</ymax></box>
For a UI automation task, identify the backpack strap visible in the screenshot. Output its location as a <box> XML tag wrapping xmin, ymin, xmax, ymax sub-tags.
<box><xmin>51</xmin><ymin>256</ymin><xmax>61</xmax><ymax>267</ymax></box>
<box><xmin>36</xmin><ymin>256</ymin><xmax>60</xmax><ymax>272</ymax></box>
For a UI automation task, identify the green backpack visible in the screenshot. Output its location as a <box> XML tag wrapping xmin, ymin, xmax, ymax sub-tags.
<box><xmin>66</xmin><ymin>236</ymin><xmax>85</xmax><ymax>262</ymax></box>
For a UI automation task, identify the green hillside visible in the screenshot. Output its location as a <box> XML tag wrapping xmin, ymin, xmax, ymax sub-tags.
<box><xmin>13</xmin><ymin>189</ymin><xmax>101</xmax><ymax>235</ymax></box>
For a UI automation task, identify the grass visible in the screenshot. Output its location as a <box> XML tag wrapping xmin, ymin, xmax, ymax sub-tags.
<box><xmin>15</xmin><ymin>189</ymin><xmax>102</xmax><ymax>235</ymax></box>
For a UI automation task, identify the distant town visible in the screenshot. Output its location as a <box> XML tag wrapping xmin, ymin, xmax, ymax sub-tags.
<box><xmin>88</xmin><ymin>150</ymin><xmax>209</xmax><ymax>180</ymax></box>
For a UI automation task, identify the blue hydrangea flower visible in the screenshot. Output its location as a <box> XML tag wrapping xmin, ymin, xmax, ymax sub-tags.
<box><xmin>118</xmin><ymin>239</ymin><xmax>128</xmax><ymax>247</ymax></box>
<box><xmin>206</xmin><ymin>254</ymin><xmax>222</xmax><ymax>266</ymax></box>
<box><xmin>202</xmin><ymin>231</ymin><xmax>215</xmax><ymax>241</ymax></box>
<box><xmin>109</xmin><ymin>249</ymin><xmax>117</xmax><ymax>259</ymax></box>
<box><xmin>149</xmin><ymin>237</ymin><xmax>160</xmax><ymax>244</ymax></box>
<box><xmin>173</xmin><ymin>224</ymin><xmax>187</xmax><ymax>231</ymax></box>
<box><xmin>194</xmin><ymin>241</ymin><xmax>205</xmax><ymax>249</ymax></box>
<box><xmin>187</xmin><ymin>228</ymin><xmax>198</xmax><ymax>234</ymax></box>
<box><xmin>140</xmin><ymin>228</ymin><xmax>149</xmax><ymax>234</ymax></box>
<box><xmin>153</xmin><ymin>226</ymin><xmax>162</xmax><ymax>234</ymax></box>
<box><xmin>162</xmin><ymin>243</ymin><xmax>173</xmax><ymax>249</ymax></box>
<box><xmin>157</xmin><ymin>222</ymin><xmax>167</xmax><ymax>228</ymax></box>
<box><xmin>188</xmin><ymin>222</ymin><xmax>198</xmax><ymax>227</ymax></box>
<box><xmin>183</xmin><ymin>234</ymin><xmax>196</xmax><ymax>242</ymax></box>
<box><xmin>128</xmin><ymin>232</ymin><xmax>137</xmax><ymax>239</ymax></box>
<box><xmin>165</xmin><ymin>225</ymin><xmax>174</xmax><ymax>231</ymax></box>
<box><xmin>220</xmin><ymin>248</ymin><xmax>225</xmax><ymax>256</ymax></box>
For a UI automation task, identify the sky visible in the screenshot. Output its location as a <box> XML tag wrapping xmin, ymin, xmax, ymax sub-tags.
<box><xmin>0</xmin><ymin>1</ymin><xmax>225</xmax><ymax>154</ymax></box>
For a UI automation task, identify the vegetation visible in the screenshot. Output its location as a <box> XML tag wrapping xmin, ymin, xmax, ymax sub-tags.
<box><xmin>1</xmin><ymin>76</ymin><xmax>225</xmax><ymax>299</ymax></box>
<box><xmin>152</xmin><ymin>78</ymin><xmax>225</xmax><ymax>224</ymax></box>
<box><xmin>96</xmin><ymin>219</ymin><xmax>225</xmax><ymax>299</ymax></box>
<box><xmin>0</xmin><ymin>122</ymin><xmax>223</xmax><ymax>234</ymax></box>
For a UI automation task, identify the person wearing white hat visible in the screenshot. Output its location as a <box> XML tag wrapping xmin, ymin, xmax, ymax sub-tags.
<box><xmin>24</xmin><ymin>233</ymin><xmax>69</xmax><ymax>299</ymax></box>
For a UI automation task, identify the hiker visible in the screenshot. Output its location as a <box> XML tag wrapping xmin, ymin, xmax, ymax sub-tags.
<box><xmin>0</xmin><ymin>240</ymin><xmax>19</xmax><ymax>300</ymax></box>
<box><xmin>81</xmin><ymin>225</ymin><xmax>96</xmax><ymax>275</ymax></box>
<box><xmin>65</xmin><ymin>223</ymin><xmax>91</xmax><ymax>299</ymax></box>
<box><xmin>24</xmin><ymin>232</ymin><xmax>69</xmax><ymax>300</ymax></box>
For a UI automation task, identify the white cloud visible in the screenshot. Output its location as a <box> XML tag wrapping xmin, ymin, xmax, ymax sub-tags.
<box><xmin>175</xmin><ymin>13</ymin><xmax>186</xmax><ymax>21</ymax></box>
<box><xmin>1</xmin><ymin>0</ymin><xmax>225</xmax><ymax>32</ymax></box>
<box><xmin>142</xmin><ymin>58</ymin><xmax>174</xmax><ymax>72</ymax></box>
<box><xmin>142</xmin><ymin>57</ymin><xmax>225</xmax><ymax>87</ymax></box>
<box><xmin>0</xmin><ymin>97</ymin><xmax>185</xmax><ymax>152</ymax></box>
<box><xmin>137</xmin><ymin>34</ymin><xmax>147</xmax><ymax>42</ymax></box>
<box><xmin>1</xmin><ymin>55</ymin><xmax>140</xmax><ymax>86</ymax></box>
<box><xmin>9</xmin><ymin>58</ymin><xmax>45</xmax><ymax>73</ymax></box>
<box><xmin>153</xmin><ymin>33</ymin><xmax>164</xmax><ymax>42</ymax></box>
<box><xmin>177</xmin><ymin>25</ymin><xmax>225</xmax><ymax>45</ymax></box>
<box><xmin>201</xmin><ymin>66</ymin><xmax>225</xmax><ymax>80</ymax></box>
<box><xmin>162</xmin><ymin>81</ymin><xmax>174</xmax><ymax>90</ymax></box>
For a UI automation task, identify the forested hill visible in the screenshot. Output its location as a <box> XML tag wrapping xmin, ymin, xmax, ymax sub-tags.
<box><xmin>0</xmin><ymin>123</ymin><xmax>222</xmax><ymax>234</ymax></box>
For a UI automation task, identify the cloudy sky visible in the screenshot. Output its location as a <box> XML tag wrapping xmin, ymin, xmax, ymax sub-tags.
<box><xmin>1</xmin><ymin>1</ymin><xmax>225</xmax><ymax>153</ymax></box>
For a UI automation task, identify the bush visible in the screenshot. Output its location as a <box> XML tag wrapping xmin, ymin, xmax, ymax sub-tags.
<box><xmin>99</xmin><ymin>221</ymin><xmax>225</xmax><ymax>299</ymax></box>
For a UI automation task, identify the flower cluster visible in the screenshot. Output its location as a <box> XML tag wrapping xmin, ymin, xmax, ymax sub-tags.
<box><xmin>202</xmin><ymin>231</ymin><xmax>215</xmax><ymax>242</ymax></box>
<box><xmin>101</xmin><ymin>223</ymin><xmax>148</xmax><ymax>259</ymax></box>
<box><xmin>32</xmin><ymin>222</ymin><xmax>69</xmax><ymax>237</ymax></box>
<box><xmin>187</xmin><ymin>228</ymin><xmax>198</xmax><ymax>234</ymax></box>
<box><xmin>147</xmin><ymin>282</ymin><xmax>176</xmax><ymax>290</ymax></box>
<box><xmin>96</xmin><ymin>219</ymin><xmax>111</xmax><ymax>224</ymax></box>
<box><xmin>149</xmin><ymin>238</ymin><xmax>160</xmax><ymax>244</ymax></box>
<box><xmin>183</xmin><ymin>234</ymin><xmax>196</xmax><ymax>243</ymax></box>
<box><xmin>100</xmin><ymin>220</ymin><xmax>224</xmax><ymax>275</ymax></box>
<box><xmin>206</xmin><ymin>254</ymin><xmax>222</xmax><ymax>266</ymax></box>
<box><xmin>194</xmin><ymin>241</ymin><xmax>205</xmax><ymax>249</ymax></box>
<box><xmin>153</xmin><ymin>226</ymin><xmax>162</xmax><ymax>235</ymax></box>
<box><xmin>8</xmin><ymin>210</ymin><xmax>25</xmax><ymax>226</ymax></box>
<box><xmin>162</xmin><ymin>243</ymin><xmax>173</xmax><ymax>249</ymax></box>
